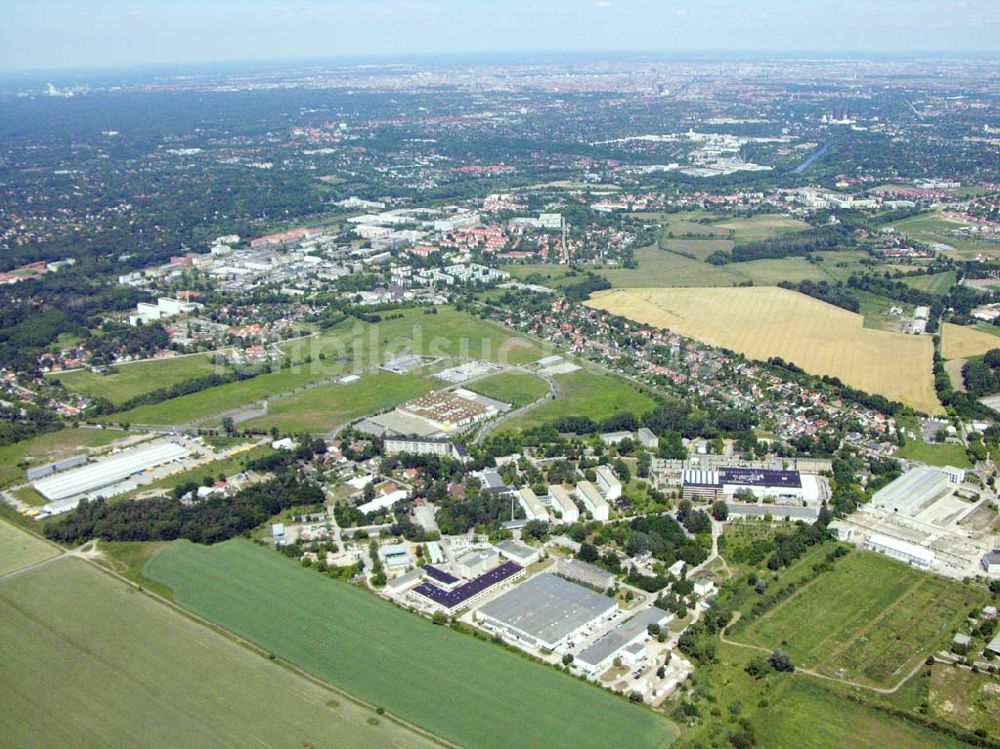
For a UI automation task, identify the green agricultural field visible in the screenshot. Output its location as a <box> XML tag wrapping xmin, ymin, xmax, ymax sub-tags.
<box><xmin>287</xmin><ymin>306</ymin><xmax>544</xmax><ymax>367</ymax></box>
<box><xmin>53</xmin><ymin>354</ymin><xmax>220</xmax><ymax>404</ymax></box>
<box><xmin>144</xmin><ymin>540</ymin><xmax>678</xmax><ymax>749</ymax></box>
<box><xmin>896</xmin><ymin>439</ymin><xmax>973</xmax><ymax>468</ymax></box>
<box><xmin>890</xmin><ymin>212</ymin><xmax>997</xmax><ymax>258</ymax></box>
<box><xmin>716</xmin><ymin>214</ymin><xmax>810</xmax><ymax>243</ymax></box>
<box><xmin>468</xmin><ymin>371</ymin><xmax>550</xmax><ymax>408</ymax></box>
<box><xmin>503</xmin><ymin>264</ymin><xmax>589</xmax><ymax>289</ymax></box>
<box><xmin>903</xmin><ymin>272</ymin><xmax>957</xmax><ymax>295</ymax></box>
<box><xmin>660</xmin><ymin>238</ymin><xmax>734</xmax><ymax>261</ymax></box>
<box><xmin>0</xmin><ymin>519</ymin><xmax>59</xmax><ymax>576</ymax></box>
<box><xmin>500</xmin><ymin>368</ymin><xmax>656</xmax><ymax>431</ymax></box>
<box><xmin>0</xmin><ymin>427</ymin><xmax>129</xmax><ymax>488</ymax></box>
<box><xmin>239</xmin><ymin>371</ymin><xmax>435</xmax><ymax>434</ymax></box>
<box><xmin>0</xmin><ymin>558</ymin><xmax>438</xmax><ymax>749</ymax></box>
<box><xmin>733</xmin><ymin>552</ymin><xmax>985</xmax><ymax>688</ymax></box>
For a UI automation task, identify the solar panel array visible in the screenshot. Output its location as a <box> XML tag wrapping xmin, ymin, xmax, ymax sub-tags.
<box><xmin>719</xmin><ymin>467</ymin><xmax>802</xmax><ymax>489</ymax></box>
<box><xmin>422</xmin><ymin>564</ymin><xmax>460</xmax><ymax>585</ymax></box>
<box><xmin>414</xmin><ymin>561</ymin><xmax>522</xmax><ymax>610</ymax></box>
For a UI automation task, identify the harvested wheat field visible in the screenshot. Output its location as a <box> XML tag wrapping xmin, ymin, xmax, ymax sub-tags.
<box><xmin>940</xmin><ymin>323</ymin><xmax>1000</xmax><ymax>360</ymax></box>
<box><xmin>587</xmin><ymin>286</ymin><xmax>942</xmax><ymax>413</ymax></box>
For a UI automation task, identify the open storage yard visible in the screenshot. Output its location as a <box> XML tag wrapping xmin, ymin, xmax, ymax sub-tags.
<box><xmin>730</xmin><ymin>552</ymin><xmax>985</xmax><ymax>688</ymax></box>
<box><xmin>0</xmin><ymin>558</ymin><xmax>440</xmax><ymax>749</ymax></box>
<box><xmin>143</xmin><ymin>539</ymin><xmax>678</xmax><ymax>749</ymax></box>
<box><xmin>587</xmin><ymin>286</ymin><xmax>941</xmax><ymax>413</ymax></box>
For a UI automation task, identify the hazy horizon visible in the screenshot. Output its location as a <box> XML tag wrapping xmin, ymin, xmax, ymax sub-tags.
<box><xmin>2</xmin><ymin>0</ymin><xmax>998</xmax><ymax>73</ymax></box>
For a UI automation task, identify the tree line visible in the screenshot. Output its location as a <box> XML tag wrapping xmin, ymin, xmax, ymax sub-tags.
<box><xmin>44</xmin><ymin>472</ymin><xmax>323</xmax><ymax>545</ymax></box>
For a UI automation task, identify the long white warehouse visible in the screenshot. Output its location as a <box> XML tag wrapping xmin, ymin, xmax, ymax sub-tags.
<box><xmin>32</xmin><ymin>440</ymin><xmax>190</xmax><ymax>501</ymax></box>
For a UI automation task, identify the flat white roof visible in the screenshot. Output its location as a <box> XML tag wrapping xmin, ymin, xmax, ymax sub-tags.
<box><xmin>32</xmin><ymin>441</ymin><xmax>190</xmax><ymax>501</ymax></box>
<box><xmin>358</xmin><ymin>489</ymin><xmax>407</xmax><ymax>515</ymax></box>
<box><xmin>867</xmin><ymin>533</ymin><xmax>936</xmax><ymax>564</ymax></box>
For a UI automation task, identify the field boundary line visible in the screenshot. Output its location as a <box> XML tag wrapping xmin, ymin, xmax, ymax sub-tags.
<box><xmin>78</xmin><ymin>554</ymin><xmax>463</xmax><ymax>749</ymax></box>
<box><xmin>721</xmin><ymin>612</ymin><xmax>927</xmax><ymax>695</ymax></box>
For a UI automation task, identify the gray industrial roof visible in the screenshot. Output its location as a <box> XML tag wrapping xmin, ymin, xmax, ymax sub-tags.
<box><xmin>576</xmin><ymin>608</ymin><xmax>671</xmax><ymax>669</ymax></box>
<box><xmin>871</xmin><ymin>467</ymin><xmax>951</xmax><ymax>516</ymax></box>
<box><xmin>477</xmin><ymin>573</ymin><xmax>615</xmax><ymax>648</ymax></box>
<box><xmin>32</xmin><ymin>440</ymin><xmax>189</xmax><ymax>501</ymax></box>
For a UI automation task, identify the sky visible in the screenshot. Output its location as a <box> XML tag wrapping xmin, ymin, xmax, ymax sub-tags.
<box><xmin>1</xmin><ymin>0</ymin><xmax>998</xmax><ymax>72</ymax></box>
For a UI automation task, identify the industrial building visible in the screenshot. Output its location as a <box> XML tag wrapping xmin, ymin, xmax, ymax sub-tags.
<box><xmin>545</xmin><ymin>485</ymin><xmax>579</xmax><ymax>524</ymax></box>
<box><xmin>982</xmin><ymin>550</ymin><xmax>1000</xmax><ymax>577</ymax></box>
<box><xmin>866</xmin><ymin>533</ymin><xmax>936</xmax><ymax>569</ymax></box>
<box><xmin>555</xmin><ymin>557</ymin><xmax>615</xmax><ymax>591</ymax></box>
<box><xmin>382</xmin><ymin>544</ymin><xmax>411</xmax><ymax>570</ymax></box>
<box><xmin>25</xmin><ymin>453</ymin><xmax>88</xmax><ymax>482</ymax></box>
<box><xmin>128</xmin><ymin>296</ymin><xmax>202</xmax><ymax>326</ymax></box>
<box><xmin>496</xmin><ymin>539</ymin><xmax>540</xmax><ymax>566</ymax></box>
<box><xmin>383</xmin><ymin>437</ymin><xmax>464</xmax><ymax>460</ymax></box>
<box><xmin>476</xmin><ymin>573</ymin><xmax>617</xmax><ymax>651</ymax></box>
<box><xmin>870</xmin><ymin>467</ymin><xmax>956</xmax><ymax>517</ymax></box>
<box><xmin>575</xmin><ymin>608</ymin><xmax>673</xmax><ymax>676</ymax></box>
<box><xmin>33</xmin><ymin>440</ymin><xmax>190</xmax><ymax>504</ymax></box>
<box><xmin>454</xmin><ymin>548</ymin><xmax>500</xmax><ymax>578</ymax></box>
<box><xmin>412</xmin><ymin>561</ymin><xmax>524</xmax><ymax>613</ymax></box>
<box><xmin>637</xmin><ymin>428</ymin><xmax>658</xmax><ymax>449</ymax></box>
<box><xmin>356</xmin><ymin>488</ymin><xmax>408</xmax><ymax>515</ymax></box>
<box><xmin>575</xmin><ymin>481</ymin><xmax>610</xmax><ymax>521</ymax></box>
<box><xmin>682</xmin><ymin>467</ymin><xmax>816</xmax><ymax>503</ymax></box>
<box><xmin>599</xmin><ymin>431</ymin><xmax>632</xmax><ymax>446</ymax></box>
<box><xmin>594</xmin><ymin>465</ymin><xmax>622</xmax><ymax>502</ymax></box>
<box><xmin>517</xmin><ymin>487</ymin><xmax>550</xmax><ymax>522</ymax></box>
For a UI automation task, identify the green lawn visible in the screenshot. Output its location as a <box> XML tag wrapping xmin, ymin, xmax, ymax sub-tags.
<box><xmin>0</xmin><ymin>427</ymin><xmax>129</xmax><ymax>489</ymax></box>
<box><xmin>902</xmin><ymin>272</ymin><xmax>957</xmax><ymax>295</ymax></box>
<box><xmin>0</xmin><ymin>519</ymin><xmax>59</xmax><ymax>576</ymax></box>
<box><xmin>106</xmin><ymin>308</ymin><xmax>543</xmax><ymax>427</ymax></box>
<box><xmin>928</xmin><ymin>664</ymin><xmax>1000</xmax><ymax>735</ymax></box>
<box><xmin>144</xmin><ymin>539</ymin><xmax>678</xmax><ymax>749</ymax></box>
<box><xmin>500</xmin><ymin>368</ymin><xmax>656</xmax><ymax>431</ymax></box>
<box><xmin>468</xmin><ymin>371</ymin><xmax>550</xmax><ymax>408</ymax></box>
<box><xmin>239</xmin><ymin>371</ymin><xmax>435</xmax><ymax>434</ymax></box>
<box><xmin>660</xmin><ymin>238</ymin><xmax>733</xmax><ymax>261</ymax></box>
<box><xmin>755</xmin><ymin>677</ymin><xmax>974</xmax><ymax>749</ymax></box>
<box><xmin>53</xmin><ymin>355</ymin><xmax>220</xmax><ymax>404</ymax></box>
<box><xmin>852</xmin><ymin>288</ymin><xmax>911</xmax><ymax>331</ymax></box>
<box><xmin>733</xmin><ymin>552</ymin><xmax>985</xmax><ymax>688</ymax></box>
<box><xmin>0</xmin><ymin>558</ymin><xmax>437</xmax><ymax>749</ymax></box>
<box><xmin>896</xmin><ymin>439</ymin><xmax>972</xmax><ymax>468</ymax></box>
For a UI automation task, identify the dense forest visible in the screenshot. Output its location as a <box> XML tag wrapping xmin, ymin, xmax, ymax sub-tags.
<box><xmin>963</xmin><ymin>348</ymin><xmax>1000</xmax><ymax>398</ymax></box>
